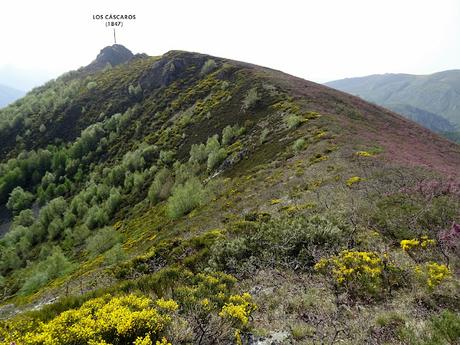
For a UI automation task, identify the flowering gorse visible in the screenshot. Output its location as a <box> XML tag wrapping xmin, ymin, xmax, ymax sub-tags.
<box><xmin>133</xmin><ymin>335</ymin><xmax>171</xmax><ymax>345</ymax></box>
<box><xmin>219</xmin><ymin>292</ymin><xmax>257</xmax><ymax>328</ymax></box>
<box><xmin>355</xmin><ymin>151</ymin><xmax>374</xmax><ymax>157</ymax></box>
<box><xmin>415</xmin><ymin>262</ymin><xmax>451</xmax><ymax>290</ymax></box>
<box><xmin>346</xmin><ymin>176</ymin><xmax>364</xmax><ymax>187</ymax></box>
<box><xmin>0</xmin><ymin>294</ymin><xmax>175</xmax><ymax>345</ymax></box>
<box><xmin>315</xmin><ymin>250</ymin><xmax>387</xmax><ymax>296</ymax></box>
<box><xmin>400</xmin><ymin>236</ymin><xmax>436</xmax><ymax>251</ymax></box>
<box><xmin>155</xmin><ymin>298</ymin><xmax>179</xmax><ymax>312</ymax></box>
<box><xmin>0</xmin><ymin>271</ymin><xmax>257</xmax><ymax>344</ymax></box>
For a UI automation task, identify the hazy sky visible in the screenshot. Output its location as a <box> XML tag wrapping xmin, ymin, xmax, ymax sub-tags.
<box><xmin>1</xmin><ymin>0</ymin><xmax>460</xmax><ymax>90</ymax></box>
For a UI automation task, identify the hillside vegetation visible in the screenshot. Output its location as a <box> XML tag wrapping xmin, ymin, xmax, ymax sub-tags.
<box><xmin>0</xmin><ymin>46</ymin><xmax>458</xmax><ymax>345</ymax></box>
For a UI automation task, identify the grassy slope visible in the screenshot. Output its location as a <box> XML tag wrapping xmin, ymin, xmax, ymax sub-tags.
<box><xmin>0</xmin><ymin>49</ymin><xmax>459</xmax><ymax>344</ymax></box>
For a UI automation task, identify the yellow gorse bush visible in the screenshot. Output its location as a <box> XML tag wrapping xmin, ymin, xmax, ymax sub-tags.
<box><xmin>415</xmin><ymin>262</ymin><xmax>451</xmax><ymax>290</ymax></box>
<box><xmin>400</xmin><ymin>239</ymin><xmax>419</xmax><ymax>251</ymax></box>
<box><xmin>175</xmin><ymin>271</ymin><xmax>237</xmax><ymax>308</ymax></box>
<box><xmin>355</xmin><ymin>151</ymin><xmax>374</xmax><ymax>157</ymax></box>
<box><xmin>133</xmin><ymin>335</ymin><xmax>171</xmax><ymax>345</ymax></box>
<box><xmin>219</xmin><ymin>292</ymin><xmax>257</xmax><ymax>328</ymax></box>
<box><xmin>155</xmin><ymin>298</ymin><xmax>179</xmax><ymax>312</ymax></box>
<box><xmin>346</xmin><ymin>176</ymin><xmax>364</xmax><ymax>187</ymax></box>
<box><xmin>1</xmin><ymin>294</ymin><xmax>176</xmax><ymax>345</ymax></box>
<box><xmin>0</xmin><ymin>271</ymin><xmax>257</xmax><ymax>345</ymax></box>
<box><xmin>315</xmin><ymin>250</ymin><xmax>386</xmax><ymax>295</ymax></box>
<box><xmin>400</xmin><ymin>236</ymin><xmax>436</xmax><ymax>251</ymax></box>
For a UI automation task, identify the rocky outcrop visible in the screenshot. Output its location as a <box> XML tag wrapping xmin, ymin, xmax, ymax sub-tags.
<box><xmin>82</xmin><ymin>44</ymin><xmax>134</xmax><ymax>73</ymax></box>
<box><xmin>139</xmin><ymin>51</ymin><xmax>209</xmax><ymax>90</ymax></box>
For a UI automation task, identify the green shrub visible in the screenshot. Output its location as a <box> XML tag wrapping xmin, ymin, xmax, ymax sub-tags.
<box><xmin>167</xmin><ymin>178</ymin><xmax>209</xmax><ymax>219</ymax></box>
<box><xmin>39</xmin><ymin>197</ymin><xmax>68</xmax><ymax>240</ymax></box>
<box><xmin>86</xmin><ymin>81</ymin><xmax>97</xmax><ymax>90</ymax></box>
<box><xmin>86</xmin><ymin>227</ymin><xmax>122</xmax><ymax>257</ymax></box>
<box><xmin>84</xmin><ymin>205</ymin><xmax>109</xmax><ymax>230</ymax></box>
<box><xmin>242</xmin><ymin>87</ymin><xmax>260</xmax><ymax>111</ymax></box>
<box><xmin>259</xmin><ymin>128</ymin><xmax>270</xmax><ymax>144</ymax></box>
<box><xmin>0</xmin><ymin>247</ymin><xmax>22</xmax><ymax>273</ymax></box>
<box><xmin>291</xmin><ymin>322</ymin><xmax>314</xmax><ymax>340</ymax></box>
<box><xmin>285</xmin><ymin>114</ymin><xmax>303</xmax><ymax>129</ymax></box>
<box><xmin>200</xmin><ymin>59</ymin><xmax>218</xmax><ymax>75</ymax></box>
<box><xmin>107</xmin><ymin>165</ymin><xmax>127</xmax><ymax>187</ymax></box>
<box><xmin>209</xmin><ymin>215</ymin><xmax>347</xmax><ymax>274</ymax></box>
<box><xmin>222</xmin><ymin>125</ymin><xmax>245</xmax><ymax>145</ymax></box>
<box><xmin>104</xmin><ymin>243</ymin><xmax>127</xmax><ymax>265</ymax></box>
<box><xmin>292</xmin><ymin>138</ymin><xmax>307</xmax><ymax>152</ymax></box>
<box><xmin>63</xmin><ymin>225</ymin><xmax>91</xmax><ymax>249</ymax></box>
<box><xmin>173</xmin><ymin>162</ymin><xmax>199</xmax><ymax>186</ymax></box>
<box><xmin>203</xmin><ymin>135</ymin><xmax>227</xmax><ymax>171</ymax></box>
<box><xmin>205</xmin><ymin>135</ymin><xmax>221</xmax><ymax>154</ymax></box>
<box><xmin>122</xmin><ymin>150</ymin><xmax>146</xmax><ymax>172</ymax></box>
<box><xmin>20</xmin><ymin>247</ymin><xmax>74</xmax><ymax>295</ymax></box>
<box><xmin>430</xmin><ymin>311</ymin><xmax>460</xmax><ymax>344</ymax></box>
<box><xmin>375</xmin><ymin>311</ymin><xmax>406</xmax><ymax>328</ymax></box>
<box><xmin>13</xmin><ymin>209</ymin><xmax>35</xmax><ymax>227</ymax></box>
<box><xmin>123</xmin><ymin>171</ymin><xmax>146</xmax><ymax>194</ymax></box>
<box><xmin>70</xmin><ymin>123</ymin><xmax>105</xmax><ymax>159</ymax></box>
<box><xmin>104</xmin><ymin>188</ymin><xmax>122</xmax><ymax>216</ymax></box>
<box><xmin>148</xmin><ymin>168</ymin><xmax>173</xmax><ymax>203</ymax></box>
<box><xmin>6</xmin><ymin>187</ymin><xmax>34</xmax><ymax>214</ymax></box>
<box><xmin>128</xmin><ymin>84</ymin><xmax>142</xmax><ymax>96</ymax></box>
<box><xmin>189</xmin><ymin>143</ymin><xmax>207</xmax><ymax>164</ymax></box>
<box><xmin>207</xmin><ymin>148</ymin><xmax>227</xmax><ymax>172</ymax></box>
<box><xmin>401</xmin><ymin>310</ymin><xmax>460</xmax><ymax>345</ymax></box>
<box><xmin>371</xmin><ymin>193</ymin><xmax>458</xmax><ymax>241</ymax></box>
<box><xmin>159</xmin><ymin>150</ymin><xmax>175</xmax><ymax>165</ymax></box>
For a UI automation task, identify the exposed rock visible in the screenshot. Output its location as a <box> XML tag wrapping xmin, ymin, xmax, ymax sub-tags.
<box><xmin>83</xmin><ymin>44</ymin><xmax>134</xmax><ymax>73</ymax></box>
<box><xmin>139</xmin><ymin>51</ymin><xmax>209</xmax><ymax>90</ymax></box>
<box><xmin>254</xmin><ymin>331</ymin><xmax>291</xmax><ymax>345</ymax></box>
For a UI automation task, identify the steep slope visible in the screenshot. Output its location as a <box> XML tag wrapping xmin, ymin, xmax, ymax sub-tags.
<box><xmin>0</xmin><ymin>84</ymin><xmax>24</xmax><ymax>108</ymax></box>
<box><xmin>326</xmin><ymin>71</ymin><xmax>460</xmax><ymax>140</ymax></box>
<box><xmin>0</xmin><ymin>45</ymin><xmax>458</xmax><ymax>345</ymax></box>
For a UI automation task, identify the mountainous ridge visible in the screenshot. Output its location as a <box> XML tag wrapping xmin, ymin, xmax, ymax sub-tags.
<box><xmin>0</xmin><ymin>45</ymin><xmax>458</xmax><ymax>344</ymax></box>
<box><xmin>382</xmin><ymin>103</ymin><xmax>455</xmax><ymax>132</ymax></box>
<box><xmin>325</xmin><ymin>70</ymin><xmax>460</xmax><ymax>142</ymax></box>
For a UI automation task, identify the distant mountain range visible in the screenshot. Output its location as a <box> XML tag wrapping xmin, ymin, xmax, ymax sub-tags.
<box><xmin>0</xmin><ymin>84</ymin><xmax>24</xmax><ymax>108</ymax></box>
<box><xmin>0</xmin><ymin>65</ymin><xmax>54</xmax><ymax>91</ymax></box>
<box><xmin>326</xmin><ymin>70</ymin><xmax>460</xmax><ymax>142</ymax></box>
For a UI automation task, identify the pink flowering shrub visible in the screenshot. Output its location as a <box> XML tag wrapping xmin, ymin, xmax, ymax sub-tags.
<box><xmin>439</xmin><ymin>222</ymin><xmax>460</xmax><ymax>254</ymax></box>
<box><xmin>399</xmin><ymin>178</ymin><xmax>460</xmax><ymax>200</ymax></box>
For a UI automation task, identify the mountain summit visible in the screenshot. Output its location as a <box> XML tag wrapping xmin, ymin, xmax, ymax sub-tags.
<box><xmin>0</xmin><ymin>48</ymin><xmax>458</xmax><ymax>344</ymax></box>
<box><xmin>84</xmin><ymin>44</ymin><xmax>134</xmax><ymax>73</ymax></box>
